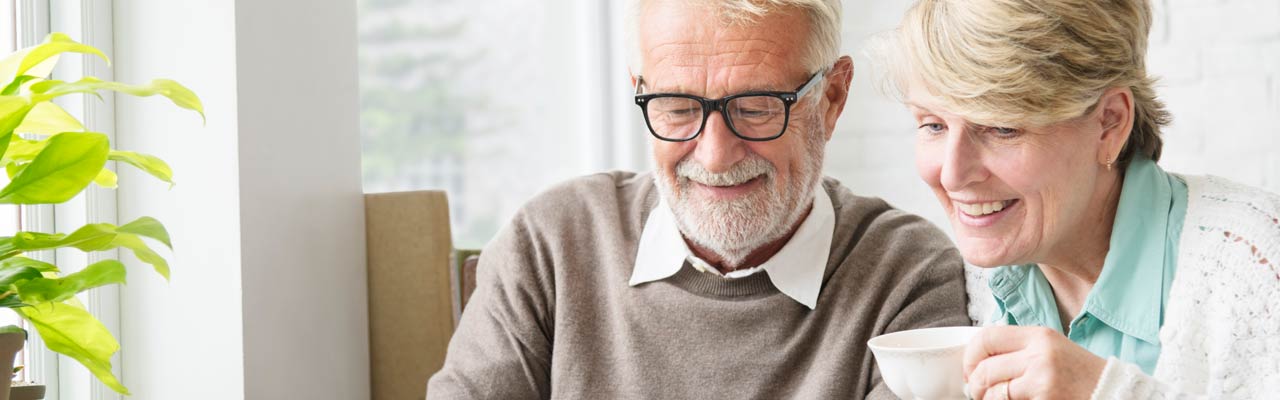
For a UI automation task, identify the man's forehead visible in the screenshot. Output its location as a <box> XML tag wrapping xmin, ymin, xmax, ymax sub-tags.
<box><xmin>645</xmin><ymin>39</ymin><xmax>794</xmax><ymax>81</ymax></box>
<box><xmin>637</xmin><ymin>6</ymin><xmax>810</xmax><ymax>94</ymax></box>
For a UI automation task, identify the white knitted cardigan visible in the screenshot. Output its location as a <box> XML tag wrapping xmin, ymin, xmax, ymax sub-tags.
<box><xmin>963</xmin><ymin>174</ymin><xmax>1280</xmax><ymax>399</ymax></box>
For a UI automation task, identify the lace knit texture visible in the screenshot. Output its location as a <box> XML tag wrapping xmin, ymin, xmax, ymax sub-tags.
<box><xmin>964</xmin><ymin>175</ymin><xmax>1280</xmax><ymax>399</ymax></box>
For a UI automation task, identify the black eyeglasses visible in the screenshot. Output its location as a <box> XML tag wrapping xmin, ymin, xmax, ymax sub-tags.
<box><xmin>633</xmin><ymin>71</ymin><xmax>825</xmax><ymax>142</ymax></box>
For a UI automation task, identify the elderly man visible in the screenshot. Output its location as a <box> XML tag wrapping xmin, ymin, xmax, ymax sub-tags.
<box><xmin>426</xmin><ymin>0</ymin><xmax>969</xmax><ymax>398</ymax></box>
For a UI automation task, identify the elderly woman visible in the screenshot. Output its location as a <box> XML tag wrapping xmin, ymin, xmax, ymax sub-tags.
<box><xmin>875</xmin><ymin>0</ymin><xmax>1280</xmax><ymax>399</ymax></box>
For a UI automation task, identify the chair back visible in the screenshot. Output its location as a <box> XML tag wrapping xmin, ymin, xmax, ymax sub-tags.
<box><xmin>365</xmin><ymin>191</ymin><xmax>457</xmax><ymax>400</ymax></box>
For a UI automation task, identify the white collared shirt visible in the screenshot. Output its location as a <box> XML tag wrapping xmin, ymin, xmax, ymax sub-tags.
<box><xmin>628</xmin><ymin>188</ymin><xmax>836</xmax><ymax>309</ymax></box>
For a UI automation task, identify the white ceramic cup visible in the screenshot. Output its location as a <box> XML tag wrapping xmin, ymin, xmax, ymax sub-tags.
<box><xmin>867</xmin><ymin>326</ymin><xmax>981</xmax><ymax>400</ymax></box>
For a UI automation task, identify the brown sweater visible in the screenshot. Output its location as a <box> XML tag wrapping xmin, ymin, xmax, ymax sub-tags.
<box><xmin>427</xmin><ymin>172</ymin><xmax>969</xmax><ymax>399</ymax></box>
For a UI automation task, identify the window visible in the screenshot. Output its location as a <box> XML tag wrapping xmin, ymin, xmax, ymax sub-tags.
<box><xmin>358</xmin><ymin>0</ymin><xmax>643</xmax><ymax>248</ymax></box>
<box><xmin>0</xmin><ymin>0</ymin><xmax>27</xmax><ymax>382</ymax></box>
<box><xmin>3</xmin><ymin>1</ymin><xmax>123</xmax><ymax>399</ymax></box>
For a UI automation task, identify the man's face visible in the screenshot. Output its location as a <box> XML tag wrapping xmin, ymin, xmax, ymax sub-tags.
<box><xmin>638</xmin><ymin>2</ymin><xmax>834</xmax><ymax>267</ymax></box>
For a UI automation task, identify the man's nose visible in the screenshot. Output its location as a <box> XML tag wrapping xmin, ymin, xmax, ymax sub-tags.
<box><xmin>692</xmin><ymin>110</ymin><xmax>748</xmax><ymax>174</ymax></box>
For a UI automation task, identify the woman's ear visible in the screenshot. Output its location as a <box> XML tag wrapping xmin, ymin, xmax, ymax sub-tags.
<box><xmin>1095</xmin><ymin>87</ymin><xmax>1134</xmax><ymax>166</ymax></box>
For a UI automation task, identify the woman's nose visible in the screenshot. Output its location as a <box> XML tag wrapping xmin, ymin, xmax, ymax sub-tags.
<box><xmin>939</xmin><ymin>128</ymin><xmax>989</xmax><ymax>191</ymax></box>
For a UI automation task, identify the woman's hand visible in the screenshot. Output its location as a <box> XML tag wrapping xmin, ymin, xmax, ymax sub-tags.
<box><xmin>963</xmin><ymin>326</ymin><xmax>1107</xmax><ymax>400</ymax></box>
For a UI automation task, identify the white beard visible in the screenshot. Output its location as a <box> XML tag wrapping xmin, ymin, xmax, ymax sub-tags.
<box><xmin>653</xmin><ymin>123</ymin><xmax>826</xmax><ymax>269</ymax></box>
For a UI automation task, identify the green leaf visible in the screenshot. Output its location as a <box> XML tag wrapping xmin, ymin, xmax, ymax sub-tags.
<box><xmin>0</xmin><ymin>264</ymin><xmax>41</xmax><ymax>288</ymax></box>
<box><xmin>0</xmin><ymin>132</ymin><xmax>109</xmax><ymax>204</ymax></box>
<box><xmin>0</xmin><ymin>49</ymin><xmax>30</xmax><ymax>81</ymax></box>
<box><xmin>0</xmin><ymin>237</ymin><xmax>19</xmax><ymax>261</ymax></box>
<box><xmin>30</xmin><ymin>77</ymin><xmax>203</xmax><ymax>123</ymax></box>
<box><xmin>28</xmin><ymin>79</ymin><xmax>102</xmax><ymax>102</ymax></box>
<box><xmin>11</xmin><ymin>218</ymin><xmax>171</xmax><ymax>280</ymax></box>
<box><xmin>111</xmin><ymin>234</ymin><xmax>169</xmax><ymax>280</ymax></box>
<box><xmin>14</xmin><ymin>33</ymin><xmax>108</xmax><ymax>80</ymax></box>
<box><xmin>109</xmin><ymin>151</ymin><xmax>173</xmax><ymax>185</ymax></box>
<box><xmin>0</xmin><ymin>256</ymin><xmax>59</xmax><ymax>273</ymax></box>
<box><xmin>117</xmin><ymin>216</ymin><xmax>172</xmax><ymax>249</ymax></box>
<box><xmin>15</xmin><ymin>303</ymin><xmax>129</xmax><ymax>395</ymax></box>
<box><xmin>1</xmin><ymin>75</ymin><xmax>38</xmax><ymax>96</ymax></box>
<box><xmin>15</xmin><ymin>260</ymin><xmax>126</xmax><ymax>304</ymax></box>
<box><xmin>0</xmin><ymin>96</ymin><xmax>34</xmax><ymax>160</ymax></box>
<box><xmin>0</xmin><ymin>50</ymin><xmax>57</xmax><ymax>86</ymax></box>
<box><xmin>2</xmin><ymin>137</ymin><xmax>48</xmax><ymax>164</ymax></box>
<box><xmin>11</xmin><ymin>226</ymin><xmax>115</xmax><ymax>251</ymax></box>
<box><xmin>93</xmin><ymin>168</ymin><xmax>117</xmax><ymax>189</ymax></box>
<box><xmin>13</xmin><ymin>102</ymin><xmax>84</xmax><ymax>136</ymax></box>
<box><xmin>0</xmin><ymin>296</ymin><xmax>23</xmax><ymax>308</ymax></box>
<box><xmin>0</xmin><ymin>257</ymin><xmax>39</xmax><ymax>308</ymax></box>
<box><xmin>0</xmin><ymin>97</ymin><xmax>32</xmax><ymax>126</ymax></box>
<box><xmin>5</xmin><ymin>162</ymin><xmax>25</xmax><ymax>179</ymax></box>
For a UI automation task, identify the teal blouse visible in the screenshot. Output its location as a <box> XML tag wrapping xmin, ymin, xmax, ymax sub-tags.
<box><xmin>988</xmin><ymin>156</ymin><xmax>1188</xmax><ymax>374</ymax></box>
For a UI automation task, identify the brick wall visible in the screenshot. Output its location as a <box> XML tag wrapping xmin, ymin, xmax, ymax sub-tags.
<box><xmin>832</xmin><ymin>0</ymin><xmax>1280</xmax><ymax>232</ymax></box>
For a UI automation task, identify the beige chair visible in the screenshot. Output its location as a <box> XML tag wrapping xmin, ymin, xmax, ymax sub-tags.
<box><xmin>366</xmin><ymin>191</ymin><xmax>480</xmax><ymax>400</ymax></box>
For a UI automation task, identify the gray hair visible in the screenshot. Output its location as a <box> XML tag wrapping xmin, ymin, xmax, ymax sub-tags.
<box><xmin>627</xmin><ymin>0</ymin><xmax>842</xmax><ymax>75</ymax></box>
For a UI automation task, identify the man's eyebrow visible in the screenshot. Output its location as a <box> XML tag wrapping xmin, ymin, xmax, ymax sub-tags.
<box><xmin>644</xmin><ymin>81</ymin><xmax>793</xmax><ymax>96</ymax></box>
<box><xmin>644</xmin><ymin>82</ymin><xmax>694</xmax><ymax>94</ymax></box>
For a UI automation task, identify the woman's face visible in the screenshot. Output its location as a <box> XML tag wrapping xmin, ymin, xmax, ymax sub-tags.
<box><xmin>907</xmin><ymin>83</ymin><xmax>1111</xmax><ymax>268</ymax></box>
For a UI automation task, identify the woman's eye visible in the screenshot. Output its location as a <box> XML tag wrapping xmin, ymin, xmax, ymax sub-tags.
<box><xmin>918</xmin><ymin>123</ymin><xmax>945</xmax><ymax>134</ymax></box>
<box><xmin>990</xmin><ymin>127</ymin><xmax>1020</xmax><ymax>137</ymax></box>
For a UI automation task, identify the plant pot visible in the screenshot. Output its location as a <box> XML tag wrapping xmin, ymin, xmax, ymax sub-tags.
<box><xmin>0</xmin><ymin>331</ymin><xmax>23</xmax><ymax>400</ymax></box>
<box><xmin>8</xmin><ymin>383</ymin><xmax>42</xmax><ymax>400</ymax></box>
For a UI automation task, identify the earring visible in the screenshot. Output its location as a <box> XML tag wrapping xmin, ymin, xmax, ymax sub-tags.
<box><xmin>1105</xmin><ymin>156</ymin><xmax>1114</xmax><ymax>171</ymax></box>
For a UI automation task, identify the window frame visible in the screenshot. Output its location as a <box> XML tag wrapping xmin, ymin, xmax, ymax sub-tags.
<box><xmin>52</xmin><ymin>2</ymin><xmax>122</xmax><ymax>400</ymax></box>
<box><xmin>13</xmin><ymin>2</ymin><xmax>58</xmax><ymax>397</ymax></box>
<box><xmin>578</xmin><ymin>0</ymin><xmax>647</xmax><ymax>173</ymax></box>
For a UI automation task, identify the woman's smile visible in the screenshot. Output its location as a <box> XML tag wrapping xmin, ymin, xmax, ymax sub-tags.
<box><xmin>953</xmin><ymin>198</ymin><xmax>1020</xmax><ymax>228</ymax></box>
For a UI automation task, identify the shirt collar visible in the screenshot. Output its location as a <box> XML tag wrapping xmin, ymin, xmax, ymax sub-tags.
<box><xmin>629</xmin><ymin>187</ymin><xmax>835</xmax><ymax>309</ymax></box>
<box><xmin>989</xmin><ymin>265</ymin><xmax>1065</xmax><ymax>331</ymax></box>
<box><xmin>989</xmin><ymin>156</ymin><xmax>1174</xmax><ymax>344</ymax></box>
<box><xmin>1084</xmin><ymin>155</ymin><xmax>1175</xmax><ymax>344</ymax></box>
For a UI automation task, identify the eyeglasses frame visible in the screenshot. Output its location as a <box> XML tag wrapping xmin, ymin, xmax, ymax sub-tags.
<box><xmin>633</xmin><ymin>70</ymin><xmax>826</xmax><ymax>142</ymax></box>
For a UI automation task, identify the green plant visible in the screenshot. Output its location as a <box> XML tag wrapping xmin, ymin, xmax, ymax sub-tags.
<box><xmin>0</xmin><ymin>33</ymin><xmax>202</xmax><ymax>394</ymax></box>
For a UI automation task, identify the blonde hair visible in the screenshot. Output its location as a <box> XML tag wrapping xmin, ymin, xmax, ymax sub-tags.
<box><xmin>628</xmin><ymin>0</ymin><xmax>842</xmax><ymax>75</ymax></box>
<box><xmin>875</xmin><ymin>0</ymin><xmax>1171</xmax><ymax>166</ymax></box>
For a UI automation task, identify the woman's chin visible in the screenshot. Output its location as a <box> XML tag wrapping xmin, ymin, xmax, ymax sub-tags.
<box><xmin>963</xmin><ymin>257</ymin><xmax>1008</xmax><ymax>268</ymax></box>
<box><xmin>955</xmin><ymin>239</ymin><xmax>1015</xmax><ymax>267</ymax></box>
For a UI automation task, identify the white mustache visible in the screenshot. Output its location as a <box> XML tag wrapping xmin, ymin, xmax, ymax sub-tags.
<box><xmin>676</xmin><ymin>156</ymin><xmax>775</xmax><ymax>187</ymax></box>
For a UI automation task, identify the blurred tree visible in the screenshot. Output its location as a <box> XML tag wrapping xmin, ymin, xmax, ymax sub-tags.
<box><xmin>357</xmin><ymin>0</ymin><xmax>481</xmax><ymax>190</ymax></box>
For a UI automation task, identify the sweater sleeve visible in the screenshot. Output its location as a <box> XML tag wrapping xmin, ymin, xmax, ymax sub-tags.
<box><xmin>881</xmin><ymin>218</ymin><xmax>972</xmax><ymax>331</ymax></box>
<box><xmin>1092</xmin><ymin>358</ymin><xmax>1207</xmax><ymax>400</ymax></box>
<box><xmin>1104</xmin><ymin>175</ymin><xmax>1280</xmax><ymax>400</ymax></box>
<box><xmin>426</xmin><ymin>212</ymin><xmax>555</xmax><ymax>400</ymax></box>
<box><xmin>866</xmin><ymin>216</ymin><xmax>972</xmax><ymax>399</ymax></box>
<box><xmin>870</xmin><ymin>248</ymin><xmax>969</xmax><ymax>400</ymax></box>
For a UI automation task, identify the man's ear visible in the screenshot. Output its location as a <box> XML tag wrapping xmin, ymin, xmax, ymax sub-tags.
<box><xmin>1095</xmin><ymin>87</ymin><xmax>1134</xmax><ymax>166</ymax></box>
<box><xmin>822</xmin><ymin>56</ymin><xmax>855</xmax><ymax>140</ymax></box>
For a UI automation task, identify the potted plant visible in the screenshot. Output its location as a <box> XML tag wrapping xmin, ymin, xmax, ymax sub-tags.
<box><xmin>0</xmin><ymin>33</ymin><xmax>202</xmax><ymax>398</ymax></box>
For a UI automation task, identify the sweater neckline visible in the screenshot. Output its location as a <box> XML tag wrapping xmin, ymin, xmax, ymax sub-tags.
<box><xmin>664</xmin><ymin>262</ymin><xmax>780</xmax><ymax>299</ymax></box>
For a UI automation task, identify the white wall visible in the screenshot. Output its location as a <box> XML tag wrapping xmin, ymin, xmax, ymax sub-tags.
<box><xmin>1148</xmin><ymin>0</ymin><xmax>1280</xmax><ymax>190</ymax></box>
<box><xmin>114</xmin><ymin>0</ymin><xmax>369</xmax><ymax>399</ymax></box>
<box><xmin>115</xmin><ymin>1</ymin><xmax>244</xmax><ymax>399</ymax></box>
<box><xmin>233</xmin><ymin>0</ymin><xmax>369</xmax><ymax>398</ymax></box>
<box><xmin>831</xmin><ymin>0</ymin><xmax>1280</xmax><ymax>232</ymax></box>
